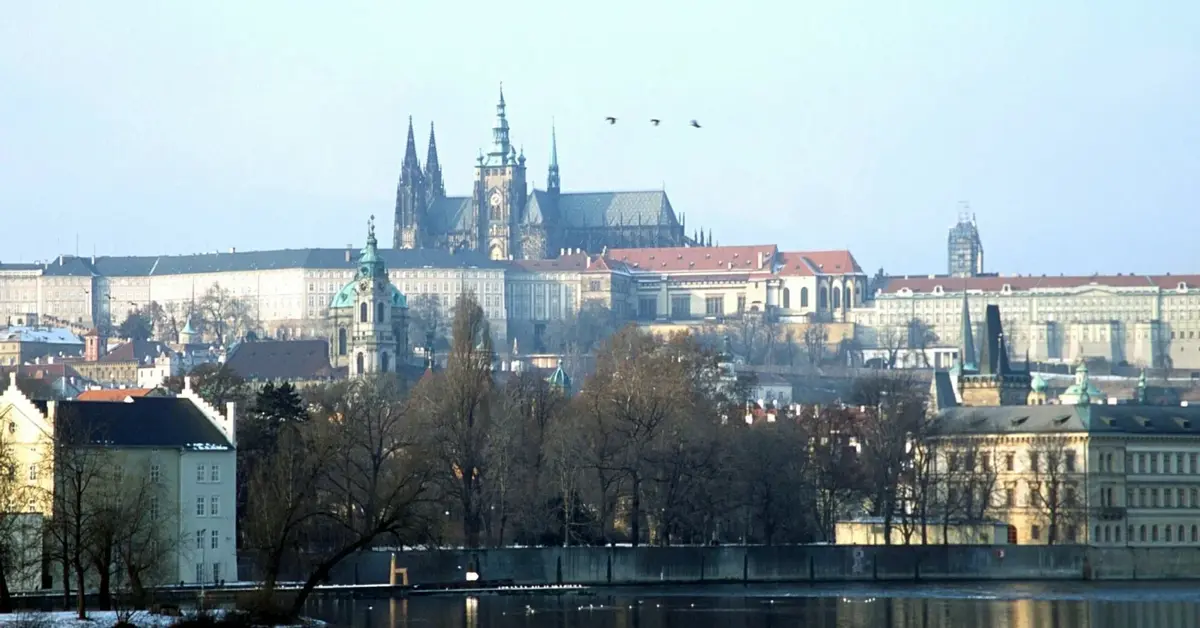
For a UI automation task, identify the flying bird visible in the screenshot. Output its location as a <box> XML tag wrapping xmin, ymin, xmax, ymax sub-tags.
<box><xmin>690</xmin><ymin>119</ymin><xmax>701</xmax><ymax>128</ymax></box>
<box><xmin>650</xmin><ymin>119</ymin><xmax>661</xmax><ymax>126</ymax></box>
<box><xmin>605</xmin><ymin>116</ymin><xmax>617</xmax><ymax>125</ymax></box>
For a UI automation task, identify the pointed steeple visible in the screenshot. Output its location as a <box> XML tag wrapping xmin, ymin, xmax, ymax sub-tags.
<box><xmin>547</xmin><ymin>122</ymin><xmax>560</xmax><ymax>193</ymax></box>
<box><xmin>358</xmin><ymin>215</ymin><xmax>385</xmax><ymax>280</ymax></box>
<box><xmin>490</xmin><ymin>83</ymin><xmax>511</xmax><ymax>162</ymax></box>
<box><xmin>959</xmin><ymin>291</ymin><xmax>977</xmax><ymax>371</ymax></box>
<box><xmin>402</xmin><ymin>116</ymin><xmax>421</xmax><ymax>177</ymax></box>
<box><xmin>425</xmin><ymin>121</ymin><xmax>443</xmax><ymax>196</ymax></box>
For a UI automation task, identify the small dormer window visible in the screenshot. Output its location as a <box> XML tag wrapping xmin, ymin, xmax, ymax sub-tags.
<box><xmin>1178</xmin><ymin>282</ymin><xmax>1188</xmax><ymax>292</ymax></box>
<box><xmin>1001</xmin><ymin>284</ymin><xmax>1012</xmax><ymax>294</ymax></box>
<box><xmin>933</xmin><ymin>285</ymin><xmax>944</xmax><ymax>295</ymax></box>
<box><xmin>899</xmin><ymin>287</ymin><xmax>912</xmax><ymax>296</ymax></box>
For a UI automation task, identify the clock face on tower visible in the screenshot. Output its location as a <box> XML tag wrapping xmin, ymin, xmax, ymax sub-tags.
<box><xmin>489</xmin><ymin>191</ymin><xmax>502</xmax><ymax>208</ymax></box>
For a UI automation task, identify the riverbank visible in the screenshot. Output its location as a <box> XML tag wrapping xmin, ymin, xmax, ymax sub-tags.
<box><xmin>249</xmin><ymin>545</ymin><xmax>1200</xmax><ymax>587</ymax></box>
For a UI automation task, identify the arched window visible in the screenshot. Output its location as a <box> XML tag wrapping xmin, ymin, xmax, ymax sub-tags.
<box><xmin>846</xmin><ymin>284</ymin><xmax>854</xmax><ymax>310</ymax></box>
<box><xmin>356</xmin><ymin>353</ymin><xmax>365</xmax><ymax>375</ymax></box>
<box><xmin>1179</xmin><ymin>525</ymin><xmax>1185</xmax><ymax>543</ymax></box>
<box><xmin>782</xmin><ymin>288</ymin><xmax>791</xmax><ymax>309</ymax></box>
<box><xmin>1115</xmin><ymin>526</ymin><xmax>1121</xmax><ymax>543</ymax></box>
<box><xmin>359</xmin><ymin>302</ymin><xmax>368</xmax><ymax>323</ymax></box>
<box><xmin>1166</xmin><ymin>526</ymin><xmax>1173</xmax><ymax>542</ymax></box>
<box><xmin>800</xmin><ymin>287</ymin><xmax>809</xmax><ymax>308</ymax></box>
<box><xmin>1140</xmin><ymin>525</ymin><xmax>1146</xmax><ymax>542</ymax></box>
<box><xmin>1192</xmin><ymin>525</ymin><xmax>1198</xmax><ymax>542</ymax></box>
<box><xmin>832</xmin><ymin>286</ymin><xmax>842</xmax><ymax>310</ymax></box>
<box><xmin>819</xmin><ymin>286</ymin><xmax>828</xmax><ymax>310</ymax></box>
<box><xmin>1095</xmin><ymin>525</ymin><xmax>1102</xmax><ymax>543</ymax></box>
<box><xmin>1152</xmin><ymin>525</ymin><xmax>1159</xmax><ymax>542</ymax></box>
<box><xmin>381</xmin><ymin>352</ymin><xmax>390</xmax><ymax>373</ymax></box>
<box><xmin>376</xmin><ymin>302</ymin><xmax>385</xmax><ymax>323</ymax></box>
<box><xmin>337</xmin><ymin>328</ymin><xmax>347</xmax><ymax>356</ymax></box>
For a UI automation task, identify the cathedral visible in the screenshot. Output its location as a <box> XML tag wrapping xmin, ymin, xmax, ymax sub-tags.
<box><xmin>394</xmin><ymin>87</ymin><xmax>691</xmax><ymax>260</ymax></box>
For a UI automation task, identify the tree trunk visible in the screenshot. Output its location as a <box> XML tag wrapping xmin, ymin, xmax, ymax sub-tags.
<box><xmin>74</xmin><ymin>561</ymin><xmax>87</xmax><ymax>620</ymax></box>
<box><xmin>0</xmin><ymin>562</ymin><xmax>12</xmax><ymax>614</ymax></box>
<box><xmin>61</xmin><ymin>555</ymin><xmax>71</xmax><ymax>611</ymax></box>
<box><xmin>630</xmin><ymin>473</ymin><xmax>641</xmax><ymax>547</ymax></box>
<box><xmin>95</xmin><ymin>550</ymin><xmax>113</xmax><ymax>610</ymax></box>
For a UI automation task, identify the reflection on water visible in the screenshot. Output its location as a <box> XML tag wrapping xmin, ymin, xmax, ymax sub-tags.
<box><xmin>310</xmin><ymin>583</ymin><xmax>1200</xmax><ymax>628</ymax></box>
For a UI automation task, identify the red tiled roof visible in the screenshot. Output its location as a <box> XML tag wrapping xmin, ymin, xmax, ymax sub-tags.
<box><xmin>605</xmin><ymin>245</ymin><xmax>778</xmax><ymax>275</ymax></box>
<box><xmin>77</xmin><ymin>388</ymin><xmax>156</xmax><ymax>401</ymax></box>
<box><xmin>880</xmin><ymin>274</ymin><xmax>1200</xmax><ymax>295</ymax></box>
<box><xmin>777</xmin><ymin>250</ymin><xmax>863</xmax><ymax>276</ymax></box>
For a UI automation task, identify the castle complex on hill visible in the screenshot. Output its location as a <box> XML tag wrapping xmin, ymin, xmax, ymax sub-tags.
<box><xmin>393</xmin><ymin>86</ymin><xmax>693</xmax><ymax>260</ymax></box>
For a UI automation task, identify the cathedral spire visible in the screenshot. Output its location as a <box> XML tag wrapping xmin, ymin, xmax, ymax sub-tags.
<box><xmin>490</xmin><ymin>83</ymin><xmax>511</xmax><ymax>161</ymax></box>
<box><xmin>960</xmin><ymin>290</ymin><xmax>977</xmax><ymax>371</ymax></box>
<box><xmin>402</xmin><ymin>116</ymin><xmax>421</xmax><ymax>175</ymax></box>
<box><xmin>547</xmin><ymin>122</ymin><xmax>560</xmax><ymax>193</ymax></box>
<box><xmin>425</xmin><ymin>121</ymin><xmax>443</xmax><ymax>196</ymax></box>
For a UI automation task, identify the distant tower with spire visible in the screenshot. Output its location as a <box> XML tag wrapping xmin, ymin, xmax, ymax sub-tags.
<box><xmin>948</xmin><ymin>202</ymin><xmax>984</xmax><ymax>277</ymax></box>
<box><xmin>474</xmin><ymin>83</ymin><xmax>528</xmax><ymax>260</ymax></box>
<box><xmin>395</xmin><ymin>115</ymin><xmax>443</xmax><ymax>249</ymax></box>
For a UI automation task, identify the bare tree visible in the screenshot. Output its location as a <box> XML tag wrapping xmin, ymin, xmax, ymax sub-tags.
<box><xmin>906</xmin><ymin>319</ymin><xmax>939</xmax><ymax>368</ymax></box>
<box><xmin>798</xmin><ymin>404</ymin><xmax>866</xmax><ymax>542</ymax></box>
<box><xmin>422</xmin><ymin>294</ymin><xmax>495</xmax><ymax>548</ymax></box>
<box><xmin>286</xmin><ymin>375</ymin><xmax>434</xmax><ymax>615</ymax></box>
<box><xmin>407</xmin><ymin>294</ymin><xmax>450</xmax><ymax>352</ymax></box>
<box><xmin>852</xmin><ymin>372</ymin><xmax>927</xmax><ymax>544</ymax></box>
<box><xmin>877</xmin><ymin>326</ymin><xmax>906</xmax><ymax>369</ymax></box>
<box><xmin>197</xmin><ymin>283</ymin><xmax>256</xmax><ymax>347</ymax></box>
<box><xmin>242</xmin><ymin>421</ymin><xmax>333</xmax><ymax>593</ymax></box>
<box><xmin>1026</xmin><ymin>437</ymin><xmax>1084</xmax><ymax>545</ymax></box>
<box><xmin>803</xmin><ymin>322</ymin><xmax>829</xmax><ymax>366</ymax></box>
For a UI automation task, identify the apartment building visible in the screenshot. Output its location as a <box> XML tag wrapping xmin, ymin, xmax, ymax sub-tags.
<box><xmin>0</xmin><ymin>373</ymin><xmax>237</xmax><ymax>590</ymax></box>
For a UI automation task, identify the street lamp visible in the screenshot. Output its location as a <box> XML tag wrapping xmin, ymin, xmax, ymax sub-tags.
<box><xmin>197</xmin><ymin>528</ymin><xmax>207</xmax><ymax>595</ymax></box>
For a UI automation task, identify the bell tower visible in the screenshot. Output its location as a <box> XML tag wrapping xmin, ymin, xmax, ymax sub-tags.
<box><xmin>349</xmin><ymin>216</ymin><xmax>400</xmax><ymax>376</ymax></box>
<box><xmin>474</xmin><ymin>84</ymin><xmax>527</xmax><ymax>260</ymax></box>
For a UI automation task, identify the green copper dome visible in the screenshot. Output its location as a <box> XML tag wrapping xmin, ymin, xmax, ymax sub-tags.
<box><xmin>1030</xmin><ymin>373</ymin><xmax>1048</xmax><ymax>392</ymax></box>
<box><xmin>330</xmin><ymin>216</ymin><xmax>407</xmax><ymax>309</ymax></box>
<box><xmin>330</xmin><ymin>282</ymin><xmax>407</xmax><ymax>309</ymax></box>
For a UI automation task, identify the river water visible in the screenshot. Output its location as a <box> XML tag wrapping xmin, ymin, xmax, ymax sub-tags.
<box><xmin>309</xmin><ymin>582</ymin><xmax>1200</xmax><ymax>627</ymax></box>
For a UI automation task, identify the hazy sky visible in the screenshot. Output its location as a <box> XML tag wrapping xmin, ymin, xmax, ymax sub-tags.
<box><xmin>2</xmin><ymin>2</ymin><xmax>1198</xmax><ymax>275</ymax></box>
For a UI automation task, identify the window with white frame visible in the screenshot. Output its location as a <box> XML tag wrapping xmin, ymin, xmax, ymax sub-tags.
<box><xmin>27</xmin><ymin>463</ymin><xmax>37</xmax><ymax>482</ymax></box>
<box><xmin>210</xmin><ymin>465</ymin><xmax>220</xmax><ymax>483</ymax></box>
<box><xmin>195</xmin><ymin>563</ymin><xmax>204</xmax><ymax>584</ymax></box>
<box><xmin>209</xmin><ymin>496</ymin><xmax>219</xmax><ymax>517</ymax></box>
<box><xmin>196</xmin><ymin>463</ymin><xmax>206</xmax><ymax>483</ymax></box>
<box><xmin>211</xmin><ymin>529</ymin><xmax>219</xmax><ymax>549</ymax></box>
<box><xmin>195</xmin><ymin>530</ymin><xmax>204</xmax><ymax>549</ymax></box>
<box><xmin>196</xmin><ymin>497</ymin><xmax>205</xmax><ymax>516</ymax></box>
<box><xmin>150</xmin><ymin>463</ymin><xmax>161</xmax><ymax>484</ymax></box>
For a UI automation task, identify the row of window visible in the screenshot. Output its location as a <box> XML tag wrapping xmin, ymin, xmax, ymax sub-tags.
<box><xmin>195</xmin><ymin>496</ymin><xmax>221</xmax><ymax>517</ymax></box>
<box><xmin>196</xmin><ymin>529</ymin><xmax>220</xmax><ymax>550</ymax></box>
<box><xmin>1127</xmin><ymin>486</ymin><xmax>1200</xmax><ymax>509</ymax></box>
<box><xmin>1108</xmin><ymin>523</ymin><xmax>1200</xmax><ymax>544</ymax></box>
<box><xmin>1128</xmin><ymin>452</ymin><xmax>1200</xmax><ymax>475</ymax></box>
<box><xmin>947</xmin><ymin>450</ymin><xmax>1078</xmax><ymax>474</ymax></box>
<box><xmin>195</xmin><ymin>562</ymin><xmax>223</xmax><ymax>585</ymax></box>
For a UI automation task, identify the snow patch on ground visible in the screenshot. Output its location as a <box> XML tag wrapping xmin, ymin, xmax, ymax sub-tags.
<box><xmin>0</xmin><ymin>610</ymin><xmax>324</xmax><ymax>628</ymax></box>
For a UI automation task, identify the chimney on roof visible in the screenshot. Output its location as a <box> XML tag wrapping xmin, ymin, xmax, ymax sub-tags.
<box><xmin>345</xmin><ymin>250</ymin><xmax>351</xmax><ymax>263</ymax></box>
<box><xmin>757</xmin><ymin>251</ymin><xmax>765</xmax><ymax>270</ymax></box>
<box><xmin>230</xmin><ymin>247</ymin><xmax>236</xmax><ymax>254</ymax></box>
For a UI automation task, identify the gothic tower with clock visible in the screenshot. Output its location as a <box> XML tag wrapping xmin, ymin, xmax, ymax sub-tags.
<box><xmin>473</xmin><ymin>85</ymin><xmax>528</xmax><ymax>260</ymax></box>
<box><xmin>328</xmin><ymin>218</ymin><xmax>409</xmax><ymax>377</ymax></box>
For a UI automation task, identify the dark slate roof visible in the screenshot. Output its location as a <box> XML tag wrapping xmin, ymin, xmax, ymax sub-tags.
<box><xmin>930</xmin><ymin>371</ymin><xmax>959</xmax><ymax>411</ymax></box>
<box><xmin>14</xmin><ymin>249</ymin><xmax>506</xmax><ymax>278</ymax></box>
<box><xmin>524</xmin><ymin>190</ymin><xmax>550</xmax><ymax>226</ymax></box>
<box><xmin>426</xmin><ymin>197</ymin><xmax>473</xmax><ymax>233</ymax></box>
<box><xmin>101</xmin><ymin>339</ymin><xmax>173</xmax><ymax>364</ymax></box>
<box><xmin>224</xmin><ymin>339</ymin><xmax>339</xmax><ymax>381</ymax></box>
<box><xmin>53</xmin><ymin>397</ymin><xmax>232</xmax><ymax>449</ymax></box>
<box><xmin>935</xmin><ymin>404</ymin><xmax>1200</xmax><ymax>435</ymax></box>
<box><xmin>0</xmin><ymin>263</ymin><xmax>42</xmax><ymax>271</ymax></box>
<box><xmin>557</xmin><ymin>191</ymin><xmax>678</xmax><ymax>228</ymax></box>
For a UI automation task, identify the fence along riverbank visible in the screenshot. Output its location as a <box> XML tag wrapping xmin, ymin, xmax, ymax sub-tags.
<box><xmin>245</xmin><ymin>545</ymin><xmax>1200</xmax><ymax>587</ymax></box>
